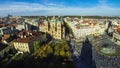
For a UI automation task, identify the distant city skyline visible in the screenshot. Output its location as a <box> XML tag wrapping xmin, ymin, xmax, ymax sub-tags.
<box><xmin>0</xmin><ymin>0</ymin><xmax>120</xmax><ymax>16</ymax></box>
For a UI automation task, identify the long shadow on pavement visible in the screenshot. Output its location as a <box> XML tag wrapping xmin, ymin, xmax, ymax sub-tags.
<box><xmin>79</xmin><ymin>38</ymin><xmax>96</xmax><ymax>68</ymax></box>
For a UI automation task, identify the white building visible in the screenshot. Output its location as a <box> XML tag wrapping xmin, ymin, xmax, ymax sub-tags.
<box><xmin>16</xmin><ymin>24</ymin><xmax>25</xmax><ymax>30</ymax></box>
<box><xmin>13</xmin><ymin>31</ymin><xmax>44</xmax><ymax>53</ymax></box>
<box><xmin>64</xmin><ymin>17</ymin><xmax>107</xmax><ymax>39</ymax></box>
<box><xmin>112</xmin><ymin>33</ymin><xmax>120</xmax><ymax>45</ymax></box>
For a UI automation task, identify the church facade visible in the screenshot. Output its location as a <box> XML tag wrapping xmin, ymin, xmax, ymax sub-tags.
<box><xmin>39</xmin><ymin>16</ymin><xmax>65</xmax><ymax>39</ymax></box>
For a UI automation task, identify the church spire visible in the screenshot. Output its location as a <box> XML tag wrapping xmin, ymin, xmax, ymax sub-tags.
<box><xmin>80</xmin><ymin>16</ymin><xmax>83</xmax><ymax>22</ymax></box>
<box><xmin>80</xmin><ymin>16</ymin><xmax>83</xmax><ymax>20</ymax></box>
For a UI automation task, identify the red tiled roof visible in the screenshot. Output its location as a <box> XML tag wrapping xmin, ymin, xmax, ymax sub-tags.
<box><xmin>0</xmin><ymin>23</ymin><xmax>18</xmax><ymax>27</ymax></box>
<box><xmin>2</xmin><ymin>34</ymin><xmax>10</xmax><ymax>40</ymax></box>
<box><xmin>9</xmin><ymin>23</ymin><xmax>18</xmax><ymax>26</ymax></box>
<box><xmin>117</xmin><ymin>27</ymin><xmax>120</xmax><ymax>33</ymax></box>
<box><xmin>19</xmin><ymin>32</ymin><xmax>23</xmax><ymax>35</ymax></box>
<box><xmin>14</xmin><ymin>35</ymin><xmax>42</xmax><ymax>43</ymax></box>
<box><xmin>0</xmin><ymin>24</ymin><xmax>5</xmax><ymax>27</ymax></box>
<box><xmin>14</xmin><ymin>31</ymin><xmax>43</xmax><ymax>43</ymax></box>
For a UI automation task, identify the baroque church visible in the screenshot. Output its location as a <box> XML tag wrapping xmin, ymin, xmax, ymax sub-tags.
<box><xmin>39</xmin><ymin>16</ymin><xmax>65</xmax><ymax>39</ymax></box>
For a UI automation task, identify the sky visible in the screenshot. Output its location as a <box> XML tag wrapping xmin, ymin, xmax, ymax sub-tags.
<box><xmin>0</xmin><ymin>0</ymin><xmax>120</xmax><ymax>16</ymax></box>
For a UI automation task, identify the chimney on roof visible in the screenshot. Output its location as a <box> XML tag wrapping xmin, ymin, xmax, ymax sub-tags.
<box><xmin>30</xmin><ymin>33</ymin><xmax>32</xmax><ymax>35</ymax></box>
<box><xmin>24</xmin><ymin>35</ymin><xmax>26</xmax><ymax>38</ymax></box>
<box><xmin>20</xmin><ymin>35</ymin><xmax>23</xmax><ymax>38</ymax></box>
<box><xmin>18</xmin><ymin>34</ymin><xmax>20</xmax><ymax>37</ymax></box>
<box><xmin>27</xmin><ymin>32</ymin><xmax>30</xmax><ymax>35</ymax></box>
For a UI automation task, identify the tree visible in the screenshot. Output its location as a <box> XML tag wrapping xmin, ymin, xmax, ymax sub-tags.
<box><xmin>66</xmin><ymin>51</ymin><xmax>72</xmax><ymax>60</ymax></box>
<box><xmin>60</xmin><ymin>50</ymin><xmax>65</xmax><ymax>57</ymax></box>
<box><xmin>54</xmin><ymin>45</ymin><xmax>60</xmax><ymax>56</ymax></box>
<box><xmin>46</xmin><ymin>45</ymin><xmax>53</xmax><ymax>54</ymax></box>
<box><xmin>36</xmin><ymin>40</ymin><xmax>72</xmax><ymax>61</ymax></box>
<box><xmin>37</xmin><ymin>44</ymin><xmax>53</xmax><ymax>58</ymax></box>
<box><xmin>38</xmin><ymin>45</ymin><xmax>47</xmax><ymax>57</ymax></box>
<box><xmin>34</xmin><ymin>41</ymin><xmax>40</xmax><ymax>52</ymax></box>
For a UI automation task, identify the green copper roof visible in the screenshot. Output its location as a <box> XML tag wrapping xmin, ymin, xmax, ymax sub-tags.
<box><xmin>51</xmin><ymin>19</ymin><xmax>56</xmax><ymax>22</ymax></box>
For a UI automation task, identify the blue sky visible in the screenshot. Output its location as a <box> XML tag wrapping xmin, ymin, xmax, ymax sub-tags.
<box><xmin>0</xmin><ymin>0</ymin><xmax>120</xmax><ymax>16</ymax></box>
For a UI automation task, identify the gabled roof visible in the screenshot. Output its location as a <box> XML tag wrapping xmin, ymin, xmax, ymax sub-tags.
<box><xmin>14</xmin><ymin>31</ymin><xmax>44</xmax><ymax>43</ymax></box>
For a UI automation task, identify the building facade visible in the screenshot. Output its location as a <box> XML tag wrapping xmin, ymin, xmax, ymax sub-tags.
<box><xmin>39</xmin><ymin>16</ymin><xmax>65</xmax><ymax>39</ymax></box>
<box><xmin>13</xmin><ymin>31</ymin><xmax>44</xmax><ymax>53</ymax></box>
<box><xmin>112</xmin><ymin>27</ymin><xmax>120</xmax><ymax>45</ymax></box>
<box><xmin>64</xmin><ymin>17</ymin><xmax>107</xmax><ymax>39</ymax></box>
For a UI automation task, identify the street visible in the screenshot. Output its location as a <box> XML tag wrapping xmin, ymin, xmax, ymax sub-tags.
<box><xmin>70</xmin><ymin>38</ymin><xmax>93</xmax><ymax>68</ymax></box>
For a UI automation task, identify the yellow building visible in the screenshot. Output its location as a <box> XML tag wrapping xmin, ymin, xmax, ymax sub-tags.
<box><xmin>39</xmin><ymin>16</ymin><xmax>65</xmax><ymax>39</ymax></box>
<box><xmin>13</xmin><ymin>31</ymin><xmax>43</xmax><ymax>53</ymax></box>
